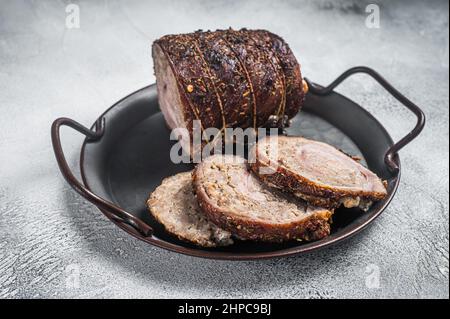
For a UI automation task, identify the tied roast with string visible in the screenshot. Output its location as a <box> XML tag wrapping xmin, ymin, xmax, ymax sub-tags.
<box><xmin>152</xmin><ymin>28</ymin><xmax>307</xmax><ymax>156</ymax></box>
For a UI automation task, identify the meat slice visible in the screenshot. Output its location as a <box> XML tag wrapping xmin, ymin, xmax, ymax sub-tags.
<box><xmin>250</xmin><ymin>136</ymin><xmax>388</xmax><ymax>209</ymax></box>
<box><xmin>147</xmin><ymin>171</ymin><xmax>233</xmax><ymax>247</ymax></box>
<box><xmin>193</xmin><ymin>155</ymin><xmax>334</xmax><ymax>242</ymax></box>
<box><xmin>152</xmin><ymin>29</ymin><xmax>307</xmax><ymax>156</ymax></box>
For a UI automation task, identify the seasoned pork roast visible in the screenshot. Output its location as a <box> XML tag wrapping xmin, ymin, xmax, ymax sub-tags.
<box><xmin>147</xmin><ymin>171</ymin><xmax>233</xmax><ymax>247</ymax></box>
<box><xmin>250</xmin><ymin>136</ymin><xmax>388</xmax><ymax>209</ymax></box>
<box><xmin>193</xmin><ymin>155</ymin><xmax>334</xmax><ymax>242</ymax></box>
<box><xmin>153</xmin><ymin>29</ymin><xmax>307</xmax><ymax>155</ymax></box>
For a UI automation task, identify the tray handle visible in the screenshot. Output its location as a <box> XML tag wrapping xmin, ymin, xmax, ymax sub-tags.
<box><xmin>304</xmin><ymin>66</ymin><xmax>425</xmax><ymax>174</ymax></box>
<box><xmin>51</xmin><ymin>117</ymin><xmax>153</xmax><ymax>237</ymax></box>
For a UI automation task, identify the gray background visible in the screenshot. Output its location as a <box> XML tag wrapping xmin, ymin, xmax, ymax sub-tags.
<box><xmin>0</xmin><ymin>0</ymin><xmax>448</xmax><ymax>298</ymax></box>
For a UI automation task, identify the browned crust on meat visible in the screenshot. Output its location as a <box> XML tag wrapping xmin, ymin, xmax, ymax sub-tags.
<box><xmin>254</xmin><ymin>30</ymin><xmax>306</xmax><ymax>119</ymax></box>
<box><xmin>152</xmin><ymin>40</ymin><xmax>205</xmax><ymax>130</ymax></box>
<box><xmin>220</xmin><ymin>30</ymin><xmax>258</xmax><ymax>130</ymax></box>
<box><xmin>250</xmin><ymin>138</ymin><xmax>387</xmax><ymax>208</ymax></box>
<box><xmin>241</xmin><ymin>30</ymin><xmax>287</xmax><ymax>123</ymax></box>
<box><xmin>193</xmin><ymin>159</ymin><xmax>333</xmax><ymax>242</ymax></box>
<box><xmin>153</xmin><ymin>28</ymin><xmax>305</xmax><ymax>132</ymax></box>
<box><xmin>220</xmin><ymin>29</ymin><xmax>289</xmax><ymax>129</ymax></box>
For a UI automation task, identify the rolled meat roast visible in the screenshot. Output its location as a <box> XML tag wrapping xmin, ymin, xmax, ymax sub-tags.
<box><xmin>152</xmin><ymin>29</ymin><xmax>307</xmax><ymax>155</ymax></box>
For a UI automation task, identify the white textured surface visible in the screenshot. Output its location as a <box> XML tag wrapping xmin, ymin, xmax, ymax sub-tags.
<box><xmin>0</xmin><ymin>0</ymin><xmax>448</xmax><ymax>298</ymax></box>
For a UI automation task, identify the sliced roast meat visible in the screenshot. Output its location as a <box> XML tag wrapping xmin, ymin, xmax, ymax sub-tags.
<box><xmin>250</xmin><ymin>136</ymin><xmax>388</xmax><ymax>209</ymax></box>
<box><xmin>147</xmin><ymin>171</ymin><xmax>233</xmax><ymax>247</ymax></box>
<box><xmin>152</xmin><ymin>29</ymin><xmax>307</xmax><ymax>156</ymax></box>
<box><xmin>193</xmin><ymin>155</ymin><xmax>334</xmax><ymax>242</ymax></box>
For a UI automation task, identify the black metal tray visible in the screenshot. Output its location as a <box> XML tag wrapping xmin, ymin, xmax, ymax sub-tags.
<box><xmin>51</xmin><ymin>67</ymin><xmax>425</xmax><ymax>260</ymax></box>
